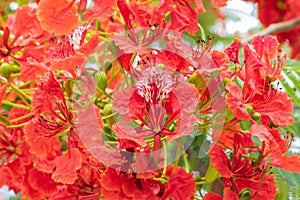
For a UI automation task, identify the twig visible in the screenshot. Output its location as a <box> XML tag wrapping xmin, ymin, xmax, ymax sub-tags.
<box><xmin>243</xmin><ymin>16</ymin><xmax>300</xmax><ymax>42</ymax></box>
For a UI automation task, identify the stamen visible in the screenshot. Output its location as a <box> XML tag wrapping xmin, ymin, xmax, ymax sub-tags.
<box><xmin>136</xmin><ymin>67</ymin><xmax>174</xmax><ymax>104</ymax></box>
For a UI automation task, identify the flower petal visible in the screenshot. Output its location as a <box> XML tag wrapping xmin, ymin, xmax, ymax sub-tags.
<box><xmin>51</xmin><ymin>148</ymin><xmax>82</xmax><ymax>184</ymax></box>
<box><xmin>37</xmin><ymin>0</ymin><xmax>80</xmax><ymax>35</ymax></box>
<box><xmin>208</xmin><ymin>144</ymin><xmax>232</xmax><ymax>178</ymax></box>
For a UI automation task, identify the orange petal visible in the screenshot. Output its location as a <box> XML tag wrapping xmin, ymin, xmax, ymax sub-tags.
<box><xmin>37</xmin><ymin>0</ymin><xmax>80</xmax><ymax>35</ymax></box>
<box><xmin>51</xmin><ymin>148</ymin><xmax>82</xmax><ymax>184</ymax></box>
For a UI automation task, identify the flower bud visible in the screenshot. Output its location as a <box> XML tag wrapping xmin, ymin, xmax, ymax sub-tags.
<box><xmin>103</xmin><ymin>60</ymin><xmax>112</xmax><ymax>73</ymax></box>
<box><xmin>246</xmin><ymin>105</ymin><xmax>253</xmax><ymax>114</ymax></box>
<box><xmin>239</xmin><ymin>188</ymin><xmax>251</xmax><ymax>200</ymax></box>
<box><xmin>0</xmin><ymin>63</ymin><xmax>19</xmax><ymax>79</ymax></box>
<box><xmin>252</xmin><ymin>112</ymin><xmax>261</xmax><ymax>121</ymax></box>
<box><xmin>95</xmin><ymin>71</ymin><xmax>107</xmax><ymax>90</ymax></box>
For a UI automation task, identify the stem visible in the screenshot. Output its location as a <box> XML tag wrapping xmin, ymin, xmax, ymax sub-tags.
<box><xmin>96</xmin><ymin>88</ymin><xmax>113</xmax><ymax>99</ymax></box>
<box><xmin>102</xmin><ymin>112</ymin><xmax>118</xmax><ymax>120</ymax></box>
<box><xmin>2</xmin><ymin>100</ymin><xmax>31</xmax><ymax>110</ymax></box>
<box><xmin>195</xmin><ymin>181</ymin><xmax>206</xmax><ymax>185</ymax></box>
<box><xmin>98</xmin><ymin>35</ymin><xmax>109</xmax><ymax>42</ymax></box>
<box><xmin>243</xmin><ymin>16</ymin><xmax>300</xmax><ymax>42</ymax></box>
<box><xmin>107</xmin><ymin>67</ymin><xmax>122</xmax><ymax>86</ymax></box>
<box><xmin>162</xmin><ymin>138</ymin><xmax>167</xmax><ymax>176</ymax></box>
<box><xmin>6</xmin><ymin>122</ymin><xmax>28</xmax><ymax>129</ymax></box>
<box><xmin>8</xmin><ymin>81</ymin><xmax>32</xmax><ymax>106</ymax></box>
<box><xmin>9</xmin><ymin>112</ymin><xmax>33</xmax><ymax>123</ymax></box>
<box><xmin>182</xmin><ymin>152</ymin><xmax>190</xmax><ymax>173</ymax></box>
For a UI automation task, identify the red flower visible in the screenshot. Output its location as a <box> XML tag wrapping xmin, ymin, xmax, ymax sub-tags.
<box><xmin>225</xmin><ymin>38</ymin><xmax>294</xmax><ymax>127</ymax></box>
<box><xmin>46</xmin><ymin>25</ymin><xmax>100</xmax><ymax>77</ymax></box>
<box><xmin>161</xmin><ymin>165</ymin><xmax>196</xmax><ymax>200</ymax></box>
<box><xmin>250</xmin><ymin>124</ymin><xmax>300</xmax><ymax>173</ymax></box>
<box><xmin>9</xmin><ymin>5</ymin><xmax>51</xmax><ymax>45</ymax></box>
<box><xmin>209</xmin><ymin>135</ymin><xmax>277</xmax><ymax>199</ymax></box>
<box><xmin>30</xmin><ymin>72</ymin><xmax>73</xmax><ymax>137</ymax></box>
<box><xmin>203</xmin><ymin>192</ymin><xmax>223</xmax><ymax>200</ymax></box>
<box><xmin>100</xmin><ymin>167</ymin><xmax>160</xmax><ymax>200</ymax></box>
<box><xmin>0</xmin><ymin>26</ymin><xmax>23</xmax><ymax>61</ymax></box>
<box><xmin>113</xmin><ymin>67</ymin><xmax>198</xmax><ymax>151</ymax></box>
<box><xmin>100</xmin><ymin>165</ymin><xmax>195</xmax><ymax>200</ymax></box>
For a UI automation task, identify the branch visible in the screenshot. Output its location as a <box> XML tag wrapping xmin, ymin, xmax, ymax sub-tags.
<box><xmin>243</xmin><ymin>16</ymin><xmax>300</xmax><ymax>43</ymax></box>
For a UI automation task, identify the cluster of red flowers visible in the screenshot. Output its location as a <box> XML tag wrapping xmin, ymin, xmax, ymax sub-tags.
<box><xmin>246</xmin><ymin>0</ymin><xmax>300</xmax><ymax>59</ymax></box>
<box><xmin>0</xmin><ymin>0</ymin><xmax>299</xmax><ymax>199</ymax></box>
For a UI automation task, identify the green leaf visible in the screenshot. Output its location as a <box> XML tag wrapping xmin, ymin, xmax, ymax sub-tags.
<box><xmin>275</xmin><ymin>167</ymin><xmax>300</xmax><ymax>187</ymax></box>
<box><xmin>281</xmin><ymin>71</ymin><xmax>300</xmax><ymax>108</ymax></box>
<box><xmin>204</xmin><ymin>163</ymin><xmax>220</xmax><ymax>183</ymax></box>
<box><xmin>284</xmin><ymin>59</ymin><xmax>300</xmax><ymax>72</ymax></box>
<box><xmin>274</xmin><ymin>167</ymin><xmax>300</xmax><ymax>200</ymax></box>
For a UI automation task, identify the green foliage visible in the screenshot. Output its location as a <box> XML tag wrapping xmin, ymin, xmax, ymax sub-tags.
<box><xmin>275</xmin><ymin>167</ymin><xmax>300</xmax><ymax>200</ymax></box>
<box><xmin>282</xmin><ymin>61</ymin><xmax>300</xmax><ymax>136</ymax></box>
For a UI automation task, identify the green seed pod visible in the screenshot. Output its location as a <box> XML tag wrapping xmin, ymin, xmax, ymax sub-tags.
<box><xmin>103</xmin><ymin>104</ymin><xmax>115</xmax><ymax>129</ymax></box>
<box><xmin>0</xmin><ymin>63</ymin><xmax>12</xmax><ymax>79</ymax></box>
<box><xmin>252</xmin><ymin>112</ymin><xmax>261</xmax><ymax>121</ymax></box>
<box><xmin>95</xmin><ymin>71</ymin><xmax>107</xmax><ymax>91</ymax></box>
<box><xmin>246</xmin><ymin>105</ymin><xmax>253</xmax><ymax>114</ymax></box>
<box><xmin>64</xmin><ymin>80</ymin><xmax>74</xmax><ymax>98</ymax></box>
<box><xmin>239</xmin><ymin>188</ymin><xmax>252</xmax><ymax>200</ymax></box>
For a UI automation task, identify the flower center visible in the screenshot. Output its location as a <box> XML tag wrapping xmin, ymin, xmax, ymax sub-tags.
<box><xmin>136</xmin><ymin>67</ymin><xmax>174</xmax><ymax>104</ymax></box>
<box><xmin>67</xmin><ymin>25</ymin><xmax>90</xmax><ymax>50</ymax></box>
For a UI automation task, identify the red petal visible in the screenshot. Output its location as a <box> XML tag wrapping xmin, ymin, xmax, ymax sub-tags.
<box><xmin>32</xmin><ymin>72</ymin><xmax>65</xmax><ymax>113</ymax></box>
<box><xmin>209</xmin><ymin>0</ymin><xmax>227</xmax><ymax>7</ymax></box>
<box><xmin>243</xmin><ymin>43</ymin><xmax>265</xmax><ymax>80</ymax></box>
<box><xmin>13</xmin><ymin>5</ymin><xmax>50</xmax><ymax>44</ymax></box>
<box><xmin>20</xmin><ymin>44</ymin><xmax>47</xmax><ymax>82</ymax></box>
<box><xmin>0</xmin><ymin>80</ymin><xmax>8</xmax><ymax>110</ymax></box>
<box><xmin>223</xmin><ymin>187</ymin><xmax>239</xmax><ymax>200</ymax></box>
<box><xmin>50</xmin><ymin>52</ymin><xmax>86</xmax><ymax>77</ymax></box>
<box><xmin>113</xmin><ymin>87</ymin><xmax>141</xmax><ymax>121</ymax></box>
<box><xmin>251</xmin><ymin>174</ymin><xmax>277</xmax><ymax>200</ymax></box>
<box><xmin>161</xmin><ymin>165</ymin><xmax>196</xmax><ymax>200</ymax></box>
<box><xmin>51</xmin><ymin>148</ymin><xmax>82</xmax><ymax>184</ymax></box>
<box><xmin>208</xmin><ymin>144</ymin><xmax>232</xmax><ymax>178</ymax></box>
<box><xmin>224</xmin><ymin>39</ymin><xmax>242</xmax><ymax>64</ymax></box>
<box><xmin>37</xmin><ymin>0</ymin><xmax>80</xmax><ymax>35</ymax></box>
<box><xmin>252</xmin><ymin>35</ymin><xmax>279</xmax><ymax>64</ymax></box>
<box><xmin>225</xmin><ymin>82</ymin><xmax>251</xmax><ymax>120</ymax></box>
<box><xmin>171</xmin><ymin>82</ymin><xmax>199</xmax><ymax>113</ymax></box>
<box><xmin>28</xmin><ymin>168</ymin><xmax>58</xmax><ymax>195</ymax></box>
<box><xmin>203</xmin><ymin>192</ymin><xmax>223</xmax><ymax>200</ymax></box>
<box><xmin>78</xmin><ymin>34</ymin><xmax>101</xmax><ymax>56</ymax></box>
<box><xmin>112</xmin><ymin>122</ymin><xmax>149</xmax><ymax>146</ymax></box>
<box><xmin>118</xmin><ymin>53</ymin><xmax>134</xmax><ymax>71</ymax></box>
<box><xmin>24</xmin><ymin>121</ymin><xmax>61</xmax><ymax>157</ymax></box>
<box><xmin>117</xmin><ymin>0</ymin><xmax>135</xmax><ymax>29</ymax></box>
<box><xmin>75</xmin><ymin>103</ymin><xmax>123</xmax><ymax>167</ymax></box>
<box><xmin>256</xmin><ymin>91</ymin><xmax>294</xmax><ymax>127</ymax></box>
<box><xmin>83</xmin><ymin>0</ymin><xmax>116</xmax><ymax>22</ymax></box>
<box><xmin>193</xmin><ymin>0</ymin><xmax>206</xmax><ymax>14</ymax></box>
<box><xmin>151</xmin><ymin>0</ymin><xmax>172</xmax><ymax>24</ymax></box>
<box><xmin>250</xmin><ymin>124</ymin><xmax>289</xmax><ymax>153</ymax></box>
<box><xmin>270</xmin><ymin>154</ymin><xmax>300</xmax><ymax>173</ymax></box>
<box><xmin>170</xmin><ymin>8</ymin><xmax>189</xmax><ymax>33</ymax></box>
